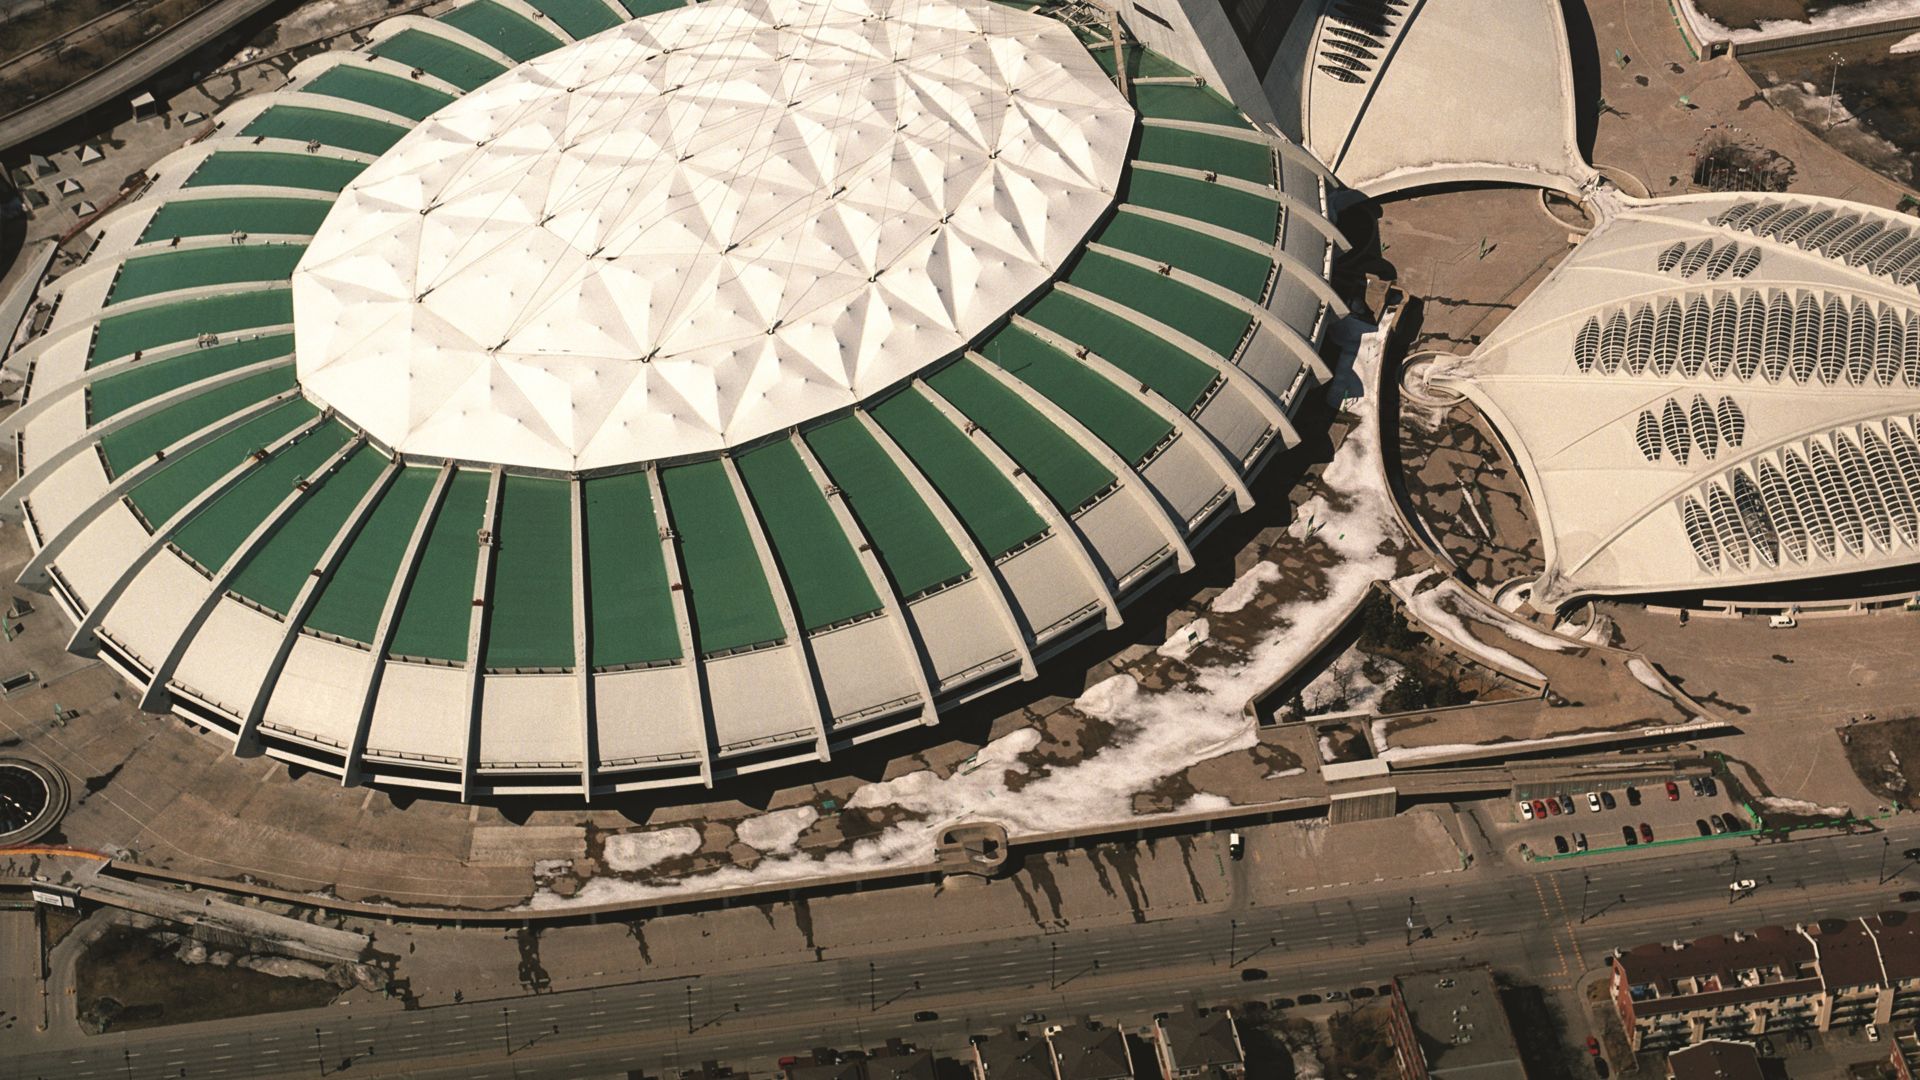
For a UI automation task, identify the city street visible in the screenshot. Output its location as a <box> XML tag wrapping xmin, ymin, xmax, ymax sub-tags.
<box><xmin>8</xmin><ymin>822</ymin><xmax>1920</xmax><ymax>1079</ymax></box>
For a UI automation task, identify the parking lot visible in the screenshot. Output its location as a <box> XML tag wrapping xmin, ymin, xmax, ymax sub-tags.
<box><xmin>1495</xmin><ymin>778</ymin><xmax>1751</xmax><ymax>858</ymax></box>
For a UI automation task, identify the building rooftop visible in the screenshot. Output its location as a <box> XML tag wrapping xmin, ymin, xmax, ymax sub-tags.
<box><xmin>1665</xmin><ymin>1039</ymin><xmax>1765</xmax><ymax>1080</ymax></box>
<box><xmin>1616</xmin><ymin>927</ymin><xmax>1818</xmax><ymax>1006</ymax></box>
<box><xmin>1047</xmin><ymin>1025</ymin><xmax>1133</xmax><ymax>1080</ymax></box>
<box><xmin>974</xmin><ymin>1033</ymin><xmax>1054</xmax><ymax>1080</ymax></box>
<box><xmin>1154</xmin><ymin>1009</ymin><xmax>1244</xmax><ymax>1071</ymax></box>
<box><xmin>1392</xmin><ymin>966</ymin><xmax>1527</xmax><ymax>1079</ymax></box>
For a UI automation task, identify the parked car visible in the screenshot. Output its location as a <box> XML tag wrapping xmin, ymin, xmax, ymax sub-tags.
<box><xmin>1640</xmin><ymin>823</ymin><xmax>1654</xmax><ymax>843</ymax></box>
<box><xmin>1559</xmin><ymin>795</ymin><xmax>1576</xmax><ymax>815</ymax></box>
<box><xmin>1326</xmin><ymin>990</ymin><xmax>1348</xmax><ymax>1002</ymax></box>
<box><xmin>1545</xmin><ymin>798</ymin><xmax>1561</xmax><ymax>817</ymax></box>
<box><xmin>1270</xmin><ymin>997</ymin><xmax>1296</xmax><ymax>1009</ymax></box>
<box><xmin>1295</xmin><ymin>993</ymin><xmax>1323</xmax><ymax>1005</ymax></box>
<box><xmin>1554</xmin><ymin>835</ymin><xmax>1569</xmax><ymax>854</ymax></box>
<box><xmin>1622</xmin><ymin>826</ymin><xmax>1638</xmax><ymax>846</ymax></box>
<box><xmin>1869</xmin><ymin>1023</ymin><xmax>1882</xmax><ymax>1043</ymax></box>
<box><xmin>1586</xmin><ymin>792</ymin><xmax>1603</xmax><ymax>812</ymax></box>
<box><xmin>1710</xmin><ymin>816</ymin><xmax>1728</xmax><ymax>835</ymax></box>
<box><xmin>1519</xmin><ymin>801</ymin><xmax>1534</xmax><ymax>821</ymax></box>
<box><xmin>1665</xmin><ymin>781</ymin><xmax>1680</xmax><ymax>801</ymax></box>
<box><xmin>1701</xmin><ymin>777</ymin><xmax>1717</xmax><ymax>797</ymax></box>
<box><xmin>1228</xmin><ymin>831</ymin><xmax>1245</xmax><ymax>860</ymax></box>
<box><xmin>1532</xmin><ymin>799</ymin><xmax>1549</xmax><ymax>819</ymax></box>
<box><xmin>1899</xmin><ymin>892</ymin><xmax>1920</xmax><ymax>903</ymax></box>
<box><xmin>1601</xmin><ymin>790</ymin><xmax>1616</xmax><ymax>810</ymax></box>
<box><xmin>1689</xmin><ymin>777</ymin><xmax>1704</xmax><ymax>796</ymax></box>
<box><xmin>1239</xmin><ymin>968</ymin><xmax>1268</xmax><ymax>982</ymax></box>
<box><xmin>1695</xmin><ymin>819</ymin><xmax>1711</xmax><ymax>836</ymax></box>
<box><xmin>1021</xmin><ymin>1012</ymin><xmax>1045</xmax><ymax>1024</ymax></box>
<box><xmin>1350</xmin><ymin>986</ymin><xmax>1376</xmax><ymax>999</ymax></box>
<box><xmin>1575</xmin><ymin>832</ymin><xmax>1588</xmax><ymax>852</ymax></box>
<box><xmin>1723</xmin><ymin>810</ymin><xmax>1746</xmax><ymax>830</ymax></box>
<box><xmin>1626</xmin><ymin>786</ymin><xmax>1641</xmax><ymax>806</ymax></box>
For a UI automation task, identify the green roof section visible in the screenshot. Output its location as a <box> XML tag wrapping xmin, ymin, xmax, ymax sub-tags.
<box><xmin>1132</xmin><ymin>84</ymin><xmax>1246</xmax><ymax>127</ymax></box>
<box><xmin>869</xmin><ymin>389</ymin><xmax>1045</xmax><ymax>559</ymax></box>
<box><xmin>483</xmin><ymin>476</ymin><xmax>575</xmax><ymax>669</ymax></box>
<box><xmin>582</xmin><ymin>472</ymin><xmax>681</xmax><ymax>667</ymax></box>
<box><xmin>1096</xmin><ymin>213</ymin><xmax>1271</xmax><ymax>300</ymax></box>
<box><xmin>521</xmin><ymin>0</ymin><xmax>621</xmax><ymax>39</ymax></box>
<box><xmin>804</xmin><ymin>418</ymin><xmax>969</xmax><ymax>599</ymax></box>
<box><xmin>977</xmin><ymin>326</ymin><xmax>1171</xmax><ymax>465</ymax></box>
<box><xmin>1023</xmin><ymin>291</ymin><xmax>1217</xmax><ymax>412</ymax></box>
<box><xmin>438</xmin><ymin>0</ymin><xmax>563</xmax><ymax>62</ymax></box>
<box><xmin>1067</xmin><ymin>250</ymin><xmax>1251</xmax><ymax>360</ymax></box>
<box><xmin>389</xmin><ymin>468</ymin><xmax>490</xmax><ymax>662</ymax></box>
<box><xmin>230</xmin><ymin>444</ymin><xmax>387</xmax><ymax>617</ymax></box>
<box><xmin>139</xmin><ymin>197</ymin><xmax>331</xmax><ymax>244</ymax></box>
<box><xmin>612</xmin><ymin>0</ymin><xmax>681</xmax><ymax>16</ymax></box>
<box><xmin>240</xmin><ymin>105</ymin><xmax>408</xmax><ymax>157</ymax></box>
<box><xmin>1090</xmin><ymin>45</ymin><xmax>1189</xmax><ymax>80</ymax></box>
<box><xmin>172</xmin><ymin>421</ymin><xmax>355</xmax><ymax>572</ymax></box>
<box><xmin>185</xmin><ymin>152</ymin><xmax>366</xmax><ymax>193</ymax></box>
<box><xmin>1120</xmin><ymin>170</ymin><xmax>1280</xmax><ymax>243</ymax></box>
<box><xmin>303</xmin><ymin>465</ymin><xmax>439</xmax><ymax>643</ymax></box>
<box><xmin>660</xmin><ymin>460</ymin><xmax>785</xmax><ymax>655</ymax></box>
<box><xmin>736</xmin><ymin>441</ymin><xmax>881</xmax><ymax>631</ymax></box>
<box><xmin>926</xmin><ymin>358</ymin><xmax>1114</xmax><ymax>512</ymax></box>
<box><xmin>99</xmin><ymin>366</ymin><xmax>297</xmax><ymax>478</ymax></box>
<box><xmin>370</xmin><ymin>27</ymin><xmax>507</xmax><ymax>92</ymax></box>
<box><xmin>301</xmin><ymin>64</ymin><xmax>456</xmax><ymax>121</ymax></box>
<box><xmin>89</xmin><ymin>333</ymin><xmax>294</xmax><ymax>426</ymax></box>
<box><xmin>92</xmin><ymin>291</ymin><xmax>293</xmax><ymax>368</ymax></box>
<box><xmin>127</xmin><ymin>398</ymin><xmax>316</xmax><ymax>529</ymax></box>
<box><xmin>107</xmin><ymin>245</ymin><xmax>305</xmax><ymax>306</ymax></box>
<box><xmin>1136</xmin><ymin>127</ymin><xmax>1273</xmax><ymax>187</ymax></box>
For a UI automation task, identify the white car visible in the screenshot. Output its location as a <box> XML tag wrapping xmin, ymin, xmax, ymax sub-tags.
<box><xmin>1868</xmin><ymin>1023</ymin><xmax>1882</xmax><ymax>1042</ymax></box>
<box><xmin>1519</xmin><ymin>801</ymin><xmax>1535</xmax><ymax>821</ymax></box>
<box><xmin>1730</xmin><ymin>879</ymin><xmax>1757</xmax><ymax>893</ymax></box>
<box><xmin>1587</xmin><ymin>792</ymin><xmax>1603</xmax><ymax>813</ymax></box>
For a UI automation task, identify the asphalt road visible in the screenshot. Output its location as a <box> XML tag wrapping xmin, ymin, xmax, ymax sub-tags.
<box><xmin>9</xmin><ymin>824</ymin><xmax>1920</xmax><ymax>1080</ymax></box>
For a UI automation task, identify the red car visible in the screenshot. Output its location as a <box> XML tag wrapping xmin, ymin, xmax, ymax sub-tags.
<box><xmin>1586</xmin><ymin>1037</ymin><xmax>1601</xmax><ymax>1056</ymax></box>
<box><xmin>1531</xmin><ymin>799</ymin><xmax>1549</xmax><ymax>819</ymax></box>
<box><xmin>1665</xmin><ymin>781</ymin><xmax>1680</xmax><ymax>801</ymax></box>
<box><xmin>1546</xmin><ymin>798</ymin><xmax>1561</xmax><ymax>816</ymax></box>
<box><xmin>1639</xmin><ymin>823</ymin><xmax>1654</xmax><ymax>843</ymax></box>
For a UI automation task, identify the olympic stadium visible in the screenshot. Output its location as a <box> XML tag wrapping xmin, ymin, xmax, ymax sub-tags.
<box><xmin>3</xmin><ymin>0</ymin><xmax>1355</xmax><ymax>798</ymax></box>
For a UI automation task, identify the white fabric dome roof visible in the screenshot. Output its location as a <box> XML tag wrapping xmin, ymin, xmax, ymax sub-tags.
<box><xmin>292</xmin><ymin>0</ymin><xmax>1133</xmax><ymax>470</ymax></box>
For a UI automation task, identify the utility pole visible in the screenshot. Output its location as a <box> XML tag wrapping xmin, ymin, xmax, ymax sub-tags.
<box><xmin>1580</xmin><ymin>872</ymin><xmax>1592</xmax><ymax>924</ymax></box>
<box><xmin>1882</xmin><ymin>837</ymin><xmax>1891</xmax><ymax>884</ymax></box>
<box><xmin>1827</xmin><ymin>51</ymin><xmax>1846</xmax><ymax>129</ymax></box>
<box><xmin>1228</xmin><ymin>919</ymin><xmax>1237</xmax><ymax>968</ymax></box>
<box><xmin>502</xmin><ymin>1005</ymin><xmax>512</xmax><ymax>1056</ymax></box>
<box><xmin>868</xmin><ymin>961</ymin><xmax>876</xmax><ymax>1013</ymax></box>
<box><xmin>685</xmin><ymin>984</ymin><xmax>693</xmax><ymax>1034</ymax></box>
<box><xmin>1049</xmin><ymin>941</ymin><xmax>1057</xmax><ymax>990</ymax></box>
<box><xmin>314</xmin><ymin>1027</ymin><xmax>325</xmax><ymax>1076</ymax></box>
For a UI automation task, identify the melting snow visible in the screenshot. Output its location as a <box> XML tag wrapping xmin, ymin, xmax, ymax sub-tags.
<box><xmin>736</xmin><ymin>807</ymin><xmax>820</xmax><ymax>855</ymax></box>
<box><xmin>526</xmin><ymin>317</ymin><xmax>1404</xmax><ymax>908</ymax></box>
<box><xmin>1211</xmin><ymin>562</ymin><xmax>1282</xmax><ymax>614</ymax></box>
<box><xmin>602</xmin><ymin>827</ymin><xmax>702</xmax><ymax>873</ymax></box>
<box><xmin>1390</xmin><ymin>570</ymin><xmax>1547</xmax><ymax>681</ymax></box>
<box><xmin>1158</xmin><ymin>618</ymin><xmax>1210</xmax><ymax>661</ymax></box>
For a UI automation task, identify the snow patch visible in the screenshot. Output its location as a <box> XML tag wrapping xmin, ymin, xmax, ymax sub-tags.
<box><xmin>1210</xmin><ymin>562</ymin><xmax>1281</xmax><ymax>614</ymax></box>
<box><xmin>1626</xmin><ymin>658</ymin><xmax>1673</xmax><ymax>699</ymax></box>
<box><xmin>1390</xmin><ymin>571</ymin><xmax>1547</xmax><ymax>681</ymax></box>
<box><xmin>1894</xmin><ymin>28</ymin><xmax>1920</xmax><ymax>52</ymax></box>
<box><xmin>1158</xmin><ymin>618</ymin><xmax>1210</xmax><ymax>661</ymax></box>
<box><xmin>736</xmin><ymin>807</ymin><xmax>820</xmax><ymax>855</ymax></box>
<box><xmin>602</xmin><ymin>827</ymin><xmax>702</xmax><ymax>872</ymax></box>
<box><xmin>1755</xmin><ymin>795</ymin><xmax>1851</xmax><ymax>818</ymax></box>
<box><xmin>1296</xmin><ymin>644</ymin><xmax>1402</xmax><ymax>716</ymax></box>
<box><xmin>1689</xmin><ymin>0</ymin><xmax>1920</xmax><ymax>40</ymax></box>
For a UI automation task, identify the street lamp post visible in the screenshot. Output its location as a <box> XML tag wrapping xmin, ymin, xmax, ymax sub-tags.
<box><xmin>1228</xmin><ymin>919</ymin><xmax>1237</xmax><ymax>968</ymax></box>
<box><xmin>868</xmin><ymin>961</ymin><xmax>876</xmax><ymax>1013</ymax></box>
<box><xmin>315</xmin><ymin>1027</ymin><xmax>325</xmax><ymax>1077</ymax></box>
<box><xmin>1580</xmin><ymin>872</ymin><xmax>1592</xmax><ymax>924</ymax></box>
<box><xmin>1882</xmin><ymin>837</ymin><xmax>1891</xmax><ymax>884</ymax></box>
<box><xmin>502</xmin><ymin>1005</ymin><xmax>512</xmax><ymax>1056</ymax></box>
<box><xmin>1827</xmin><ymin>51</ymin><xmax>1846</xmax><ymax>129</ymax></box>
<box><xmin>1049</xmin><ymin>941</ymin><xmax>1057</xmax><ymax>990</ymax></box>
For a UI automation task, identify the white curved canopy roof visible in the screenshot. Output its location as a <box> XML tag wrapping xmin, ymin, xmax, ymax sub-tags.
<box><xmin>293</xmin><ymin>0</ymin><xmax>1133</xmax><ymax>470</ymax></box>
<box><xmin>1435</xmin><ymin>193</ymin><xmax>1920</xmax><ymax>603</ymax></box>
